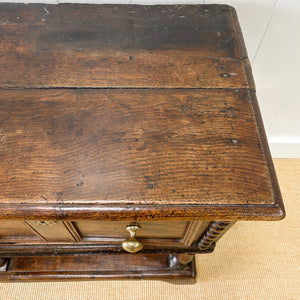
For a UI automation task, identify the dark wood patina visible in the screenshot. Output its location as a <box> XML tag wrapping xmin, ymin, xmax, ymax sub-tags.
<box><xmin>0</xmin><ymin>3</ymin><xmax>284</xmax><ymax>280</ymax></box>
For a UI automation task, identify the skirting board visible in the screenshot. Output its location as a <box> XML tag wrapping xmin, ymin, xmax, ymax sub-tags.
<box><xmin>269</xmin><ymin>142</ymin><xmax>300</xmax><ymax>158</ymax></box>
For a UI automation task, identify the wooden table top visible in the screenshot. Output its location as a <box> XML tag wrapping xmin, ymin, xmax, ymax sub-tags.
<box><xmin>0</xmin><ymin>4</ymin><xmax>284</xmax><ymax>221</ymax></box>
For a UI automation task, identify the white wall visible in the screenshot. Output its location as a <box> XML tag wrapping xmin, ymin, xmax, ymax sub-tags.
<box><xmin>204</xmin><ymin>0</ymin><xmax>300</xmax><ymax>158</ymax></box>
<box><xmin>2</xmin><ymin>0</ymin><xmax>300</xmax><ymax>157</ymax></box>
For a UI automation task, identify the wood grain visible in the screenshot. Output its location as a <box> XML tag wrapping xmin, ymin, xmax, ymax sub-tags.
<box><xmin>169</xmin><ymin>253</ymin><xmax>194</xmax><ymax>269</ymax></box>
<box><xmin>181</xmin><ymin>221</ymin><xmax>204</xmax><ymax>246</ymax></box>
<box><xmin>0</xmin><ymin>4</ymin><xmax>284</xmax><ymax>221</ymax></box>
<box><xmin>0</xmin><ymin>87</ymin><xmax>284</xmax><ymax>220</ymax></box>
<box><xmin>0</xmin><ymin>3</ymin><xmax>285</xmax><ymax>281</ymax></box>
<box><xmin>0</xmin><ymin>253</ymin><xmax>195</xmax><ymax>281</ymax></box>
<box><xmin>0</xmin><ymin>88</ymin><xmax>273</xmax><ymax>206</ymax></box>
<box><xmin>63</xmin><ymin>221</ymin><xmax>82</xmax><ymax>242</ymax></box>
<box><xmin>74</xmin><ymin>220</ymin><xmax>188</xmax><ymax>239</ymax></box>
<box><xmin>0</xmin><ymin>238</ymin><xmax>215</xmax><ymax>256</ymax></box>
<box><xmin>0</xmin><ymin>220</ymin><xmax>35</xmax><ymax>238</ymax></box>
<box><xmin>25</xmin><ymin>220</ymin><xmax>77</xmax><ymax>242</ymax></box>
<box><xmin>0</xmin><ymin>4</ymin><xmax>249</xmax><ymax>89</ymax></box>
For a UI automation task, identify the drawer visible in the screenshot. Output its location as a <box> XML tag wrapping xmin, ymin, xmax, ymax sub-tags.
<box><xmin>0</xmin><ymin>220</ymin><xmax>39</xmax><ymax>243</ymax></box>
<box><xmin>0</xmin><ymin>220</ymin><xmax>209</xmax><ymax>251</ymax></box>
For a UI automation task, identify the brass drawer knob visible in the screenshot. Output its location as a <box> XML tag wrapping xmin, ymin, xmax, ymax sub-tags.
<box><xmin>122</xmin><ymin>223</ymin><xmax>143</xmax><ymax>253</ymax></box>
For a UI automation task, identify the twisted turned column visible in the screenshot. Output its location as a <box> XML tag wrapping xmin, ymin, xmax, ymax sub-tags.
<box><xmin>197</xmin><ymin>221</ymin><xmax>233</xmax><ymax>250</ymax></box>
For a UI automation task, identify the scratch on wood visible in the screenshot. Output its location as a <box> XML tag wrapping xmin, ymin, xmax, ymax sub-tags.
<box><xmin>41</xmin><ymin>6</ymin><xmax>50</xmax><ymax>22</ymax></box>
<box><xmin>0</xmin><ymin>20</ymin><xmax>9</xmax><ymax>26</ymax></box>
<box><xmin>43</xmin><ymin>7</ymin><xmax>50</xmax><ymax>14</ymax></box>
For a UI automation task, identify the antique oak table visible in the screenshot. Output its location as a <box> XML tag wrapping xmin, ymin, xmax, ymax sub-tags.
<box><xmin>0</xmin><ymin>4</ymin><xmax>285</xmax><ymax>280</ymax></box>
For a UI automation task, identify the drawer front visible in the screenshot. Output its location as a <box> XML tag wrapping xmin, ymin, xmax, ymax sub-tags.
<box><xmin>0</xmin><ymin>220</ymin><xmax>39</xmax><ymax>242</ymax></box>
<box><xmin>0</xmin><ymin>220</ymin><xmax>209</xmax><ymax>250</ymax></box>
<box><xmin>74</xmin><ymin>220</ymin><xmax>188</xmax><ymax>239</ymax></box>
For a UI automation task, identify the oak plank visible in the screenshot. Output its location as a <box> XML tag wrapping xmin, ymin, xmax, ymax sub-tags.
<box><xmin>0</xmin><ymin>4</ymin><xmax>249</xmax><ymax>88</ymax></box>
<box><xmin>0</xmin><ymin>88</ymin><xmax>274</xmax><ymax>207</ymax></box>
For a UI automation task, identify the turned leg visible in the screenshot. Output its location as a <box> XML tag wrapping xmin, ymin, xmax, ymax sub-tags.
<box><xmin>197</xmin><ymin>221</ymin><xmax>234</xmax><ymax>250</ymax></box>
<box><xmin>169</xmin><ymin>253</ymin><xmax>194</xmax><ymax>269</ymax></box>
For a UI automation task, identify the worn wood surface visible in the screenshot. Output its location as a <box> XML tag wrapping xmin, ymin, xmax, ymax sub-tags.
<box><xmin>181</xmin><ymin>221</ymin><xmax>207</xmax><ymax>246</ymax></box>
<box><xmin>0</xmin><ymin>4</ymin><xmax>250</xmax><ymax>89</ymax></box>
<box><xmin>0</xmin><ymin>219</ymin><xmax>189</xmax><ymax>244</ymax></box>
<box><xmin>0</xmin><ymin>4</ymin><xmax>284</xmax><ymax>280</ymax></box>
<box><xmin>0</xmin><ymin>88</ymin><xmax>284</xmax><ymax>219</ymax></box>
<box><xmin>0</xmin><ymin>253</ymin><xmax>195</xmax><ymax>281</ymax></box>
<box><xmin>0</xmin><ymin>3</ymin><xmax>284</xmax><ymax>221</ymax></box>
<box><xmin>0</xmin><ymin>4</ymin><xmax>285</xmax><ymax>280</ymax></box>
<box><xmin>74</xmin><ymin>220</ymin><xmax>188</xmax><ymax>239</ymax></box>
<box><xmin>169</xmin><ymin>253</ymin><xmax>194</xmax><ymax>269</ymax></box>
<box><xmin>25</xmin><ymin>220</ymin><xmax>79</xmax><ymax>242</ymax></box>
<box><xmin>0</xmin><ymin>220</ymin><xmax>33</xmax><ymax>237</ymax></box>
<box><xmin>0</xmin><ymin>238</ymin><xmax>215</xmax><ymax>256</ymax></box>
